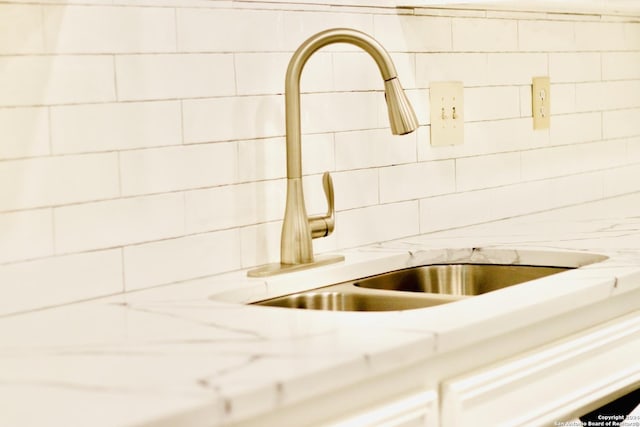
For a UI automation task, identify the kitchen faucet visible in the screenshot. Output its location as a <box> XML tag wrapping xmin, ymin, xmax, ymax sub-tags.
<box><xmin>248</xmin><ymin>28</ymin><xmax>418</xmax><ymax>277</ymax></box>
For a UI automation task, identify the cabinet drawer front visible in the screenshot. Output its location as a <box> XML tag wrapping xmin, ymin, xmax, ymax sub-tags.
<box><xmin>441</xmin><ymin>312</ymin><xmax>640</xmax><ymax>426</ymax></box>
<box><xmin>329</xmin><ymin>390</ymin><xmax>437</xmax><ymax>427</ymax></box>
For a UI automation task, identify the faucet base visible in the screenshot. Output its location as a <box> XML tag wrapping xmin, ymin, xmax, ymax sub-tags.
<box><xmin>247</xmin><ymin>254</ymin><xmax>345</xmax><ymax>278</ymax></box>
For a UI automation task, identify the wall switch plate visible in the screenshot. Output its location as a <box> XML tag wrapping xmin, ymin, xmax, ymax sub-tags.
<box><xmin>532</xmin><ymin>76</ymin><xmax>550</xmax><ymax>130</ymax></box>
<box><xmin>430</xmin><ymin>81</ymin><xmax>464</xmax><ymax>146</ymax></box>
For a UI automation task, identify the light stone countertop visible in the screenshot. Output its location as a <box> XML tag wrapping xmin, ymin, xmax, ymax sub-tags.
<box><xmin>2</xmin><ymin>193</ymin><xmax>640</xmax><ymax>427</ymax></box>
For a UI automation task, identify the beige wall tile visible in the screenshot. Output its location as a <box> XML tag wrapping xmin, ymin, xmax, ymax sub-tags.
<box><xmin>124</xmin><ymin>230</ymin><xmax>241</xmax><ymax>290</ymax></box>
<box><xmin>116</xmin><ymin>54</ymin><xmax>235</xmax><ymax>101</ymax></box>
<box><xmin>50</xmin><ymin>101</ymin><xmax>182</xmax><ymax>154</ymax></box>
<box><xmin>0</xmin><ymin>153</ymin><xmax>119</xmax><ymax>211</ymax></box>
<box><xmin>0</xmin><ymin>108</ymin><xmax>50</xmax><ymax>160</ymax></box>
<box><xmin>55</xmin><ymin>194</ymin><xmax>184</xmax><ymax>253</ymax></box>
<box><xmin>0</xmin><ymin>56</ymin><xmax>115</xmax><ymax>106</ymax></box>
<box><xmin>0</xmin><ymin>209</ymin><xmax>53</xmax><ymax>264</ymax></box>
<box><xmin>44</xmin><ymin>6</ymin><xmax>176</xmax><ymax>53</ymax></box>
<box><xmin>0</xmin><ymin>4</ymin><xmax>44</xmax><ymax>54</ymax></box>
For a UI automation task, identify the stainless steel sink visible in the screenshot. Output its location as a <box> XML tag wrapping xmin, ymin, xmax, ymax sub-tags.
<box><xmin>253</xmin><ymin>283</ymin><xmax>462</xmax><ymax>312</ymax></box>
<box><xmin>252</xmin><ymin>263</ymin><xmax>573</xmax><ymax>311</ymax></box>
<box><xmin>354</xmin><ymin>264</ymin><xmax>572</xmax><ymax>296</ymax></box>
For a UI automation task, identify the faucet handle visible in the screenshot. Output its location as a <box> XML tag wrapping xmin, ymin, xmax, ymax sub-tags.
<box><xmin>309</xmin><ymin>172</ymin><xmax>335</xmax><ymax>239</ymax></box>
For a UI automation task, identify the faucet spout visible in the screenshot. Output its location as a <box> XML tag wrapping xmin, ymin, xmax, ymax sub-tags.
<box><xmin>284</xmin><ymin>28</ymin><xmax>418</xmax><ymax>180</ymax></box>
<box><xmin>247</xmin><ymin>28</ymin><xmax>418</xmax><ymax>276</ymax></box>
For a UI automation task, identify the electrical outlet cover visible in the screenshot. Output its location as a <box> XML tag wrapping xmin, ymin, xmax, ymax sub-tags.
<box><xmin>532</xmin><ymin>76</ymin><xmax>550</xmax><ymax>130</ymax></box>
<box><xmin>430</xmin><ymin>81</ymin><xmax>464</xmax><ymax>146</ymax></box>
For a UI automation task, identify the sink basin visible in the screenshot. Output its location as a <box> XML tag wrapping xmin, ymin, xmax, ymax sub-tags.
<box><xmin>354</xmin><ymin>264</ymin><xmax>571</xmax><ymax>296</ymax></box>
<box><xmin>253</xmin><ymin>283</ymin><xmax>462</xmax><ymax>312</ymax></box>
<box><xmin>252</xmin><ymin>263</ymin><xmax>574</xmax><ymax>311</ymax></box>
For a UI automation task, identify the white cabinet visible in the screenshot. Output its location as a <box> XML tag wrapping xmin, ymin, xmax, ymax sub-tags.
<box><xmin>329</xmin><ymin>390</ymin><xmax>438</xmax><ymax>427</ymax></box>
<box><xmin>440</xmin><ymin>311</ymin><xmax>640</xmax><ymax>426</ymax></box>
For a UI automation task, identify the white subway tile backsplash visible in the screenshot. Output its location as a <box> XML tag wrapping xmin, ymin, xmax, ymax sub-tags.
<box><xmin>124</xmin><ymin>230</ymin><xmax>241</xmax><ymax>290</ymax></box>
<box><xmin>177</xmin><ymin>8</ymin><xmax>285</xmax><ymax>52</ymax></box>
<box><xmin>453</xmin><ymin>18</ymin><xmax>518</xmax><ymax>52</ymax></box>
<box><xmin>550</xmin><ymin>84</ymin><xmax>576</xmax><ymax>115</ymax></box>
<box><xmin>0</xmin><ymin>249</ymin><xmax>122</xmax><ymax>315</ymax></box>
<box><xmin>625</xmin><ymin>23</ymin><xmax>640</xmax><ymax>50</ymax></box>
<box><xmin>50</xmin><ymin>101</ymin><xmax>182</xmax><ymax>154</ymax></box>
<box><xmin>335</xmin><ymin>128</ymin><xmax>417</xmax><ymax>171</ymax></box>
<box><xmin>628</xmin><ymin>138</ymin><xmax>640</xmax><ymax>162</ymax></box>
<box><xmin>379</xmin><ymin>161</ymin><xmax>455</xmax><ymax>203</ymax></box>
<box><xmin>0</xmin><ymin>108</ymin><xmax>50</xmax><ymax>160</ymax></box>
<box><xmin>518</xmin><ymin>20</ymin><xmax>575</xmax><ymax>52</ymax></box>
<box><xmin>420</xmin><ymin>188</ymin><xmax>493</xmax><ymax>232</ymax></box>
<box><xmin>236</xmin><ymin>132</ymin><xmax>332</xmax><ymax>183</ymax></box>
<box><xmin>546</xmin><ymin>172</ymin><xmax>603</xmax><ymax>208</ymax></box>
<box><xmin>335</xmin><ymin>201</ymin><xmax>419</xmax><ymax>249</ymax></box>
<box><xmin>235</xmin><ymin>52</ymin><xmax>333</xmax><ymax>96</ymax></box>
<box><xmin>303</xmin><ymin>92</ymin><xmax>379</xmax><ymax>134</ymax></box>
<box><xmin>415</xmin><ymin>53</ymin><xmax>488</xmax><ymax>88</ymax></box>
<box><xmin>0</xmin><ymin>209</ymin><xmax>53</xmax><ymax>264</ymax></box>
<box><xmin>602</xmin><ymin>52</ymin><xmax>640</xmax><ymax>80</ymax></box>
<box><xmin>286</xmin><ymin>11</ymin><xmax>374</xmax><ymax>51</ymax></box>
<box><xmin>575</xmin><ymin>22</ymin><xmax>626</xmax><ymax>52</ymax></box>
<box><xmin>456</xmin><ymin>152</ymin><xmax>521</xmax><ymax>191</ymax></box>
<box><xmin>300</xmin><ymin>133</ymin><xmax>336</xmax><ymax>176</ymax></box>
<box><xmin>0</xmin><ymin>153</ymin><xmax>119</xmax><ymax>211</ymax></box>
<box><xmin>183</xmin><ymin>95</ymin><xmax>284</xmax><ymax>144</ymax></box>
<box><xmin>44</xmin><ymin>6</ymin><xmax>176</xmax><ymax>54</ymax></box>
<box><xmin>120</xmin><ymin>143</ymin><xmax>237</xmax><ymax>196</ymax></box>
<box><xmin>487</xmin><ymin>53</ymin><xmax>547</xmax><ymax>85</ymax></box>
<box><xmin>519</xmin><ymin>85</ymin><xmax>532</xmax><ymax>117</ymax></box>
<box><xmin>238</xmin><ymin>137</ymin><xmax>286</xmax><ymax>182</ymax></box>
<box><xmin>465</xmin><ymin>86</ymin><xmax>521</xmax><ymax>122</ymax></box>
<box><xmin>0</xmin><ymin>4</ymin><xmax>43</xmax><ymax>54</ymax></box>
<box><xmin>424</xmin><ymin>172</ymin><xmax>603</xmax><ymax>232</ymax></box>
<box><xmin>604</xmin><ymin>164</ymin><xmax>640</xmax><ymax>197</ymax></box>
<box><xmin>0</xmin><ymin>56</ymin><xmax>115</xmax><ymax>107</ymax></box>
<box><xmin>522</xmin><ymin>140</ymin><xmax>626</xmax><ymax>181</ymax></box>
<box><xmin>521</xmin><ymin>146</ymin><xmax>573</xmax><ymax>181</ymax></box>
<box><xmin>549</xmin><ymin>53</ymin><xmax>601</xmax><ymax>83</ymax></box>
<box><xmin>332</xmin><ymin>52</ymin><xmax>382</xmax><ymax>91</ymax></box>
<box><xmin>327</xmin><ymin>169</ymin><xmax>379</xmax><ymax>211</ymax></box>
<box><xmin>240</xmin><ymin>221</ymin><xmax>282</xmax><ymax>268</ymax></box>
<box><xmin>576</xmin><ymin>81</ymin><xmax>640</xmax><ymax>112</ymax></box>
<box><xmin>54</xmin><ymin>193</ymin><xmax>184</xmax><ymax>253</ymax></box>
<box><xmin>3</xmin><ymin>4</ymin><xmax>640</xmax><ymax>314</ymax></box>
<box><xmin>333</xmin><ymin>52</ymin><xmax>414</xmax><ymax>92</ymax></box>
<box><xmin>418</xmin><ymin>118</ymin><xmax>548</xmax><ymax>162</ymax></box>
<box><xmin>373</xmin><ymin>14</ymin><xmax>451</xmax><ymax>52</ymax></box>
<box><xmin>550</xmin><ymin>112</ymin><xmax>602</xmax><ymax>146</ymax></box>
<box><xmin>116</xmin><ymin>54</ymin><xmax>235</xmax><ymax>101</ymax></box>
<box><xmin>603</xmin><ymin>108</ymin><xmax>640</xmax><ymax>140</ymax></box>
<box><xmin>185</xmin><ymin>180</ymin><xmax>285</xmax><ymax>234</ymax></box>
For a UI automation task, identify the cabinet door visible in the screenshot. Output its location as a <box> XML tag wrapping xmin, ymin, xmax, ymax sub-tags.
<box><xmin>329</xmin><ymin>390</ymin><xmax>438</xmax><ymax>427</ymax></box>
<box><xmin>441</xmin><ymin>311</ymin><xmax>640</xmax><ymax>426</ymax></box>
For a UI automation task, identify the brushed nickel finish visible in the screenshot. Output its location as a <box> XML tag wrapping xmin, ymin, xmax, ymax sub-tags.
<box><xmin>354</xmin><ymin>264</ymin><xmax>571</xmax><ymax>296</ymax></box>
<box><xmin>252</xmin><ymin>264</ymin><xmax>573</xmax><ymax>311</ymax></box>
<box><xmin>245</xmin><ymin>254</ymin><xmax>346</xmax><ymax>278</ymax></box>
<box><xmin>247</xmin><ymin>28</ymin><xmax>418</xmax><ymax>277</ymax></box>
<box><xmin>253</xmin><ymin>283</ymin><xmax>461</xmax><ymax>312</ymax></box>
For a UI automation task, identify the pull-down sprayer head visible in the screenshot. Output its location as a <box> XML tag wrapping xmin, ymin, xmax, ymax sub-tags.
<box><xmin>384</xmin><ymin>77</ymin><xmax>419</xmax><ymax>135</ymax></box>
